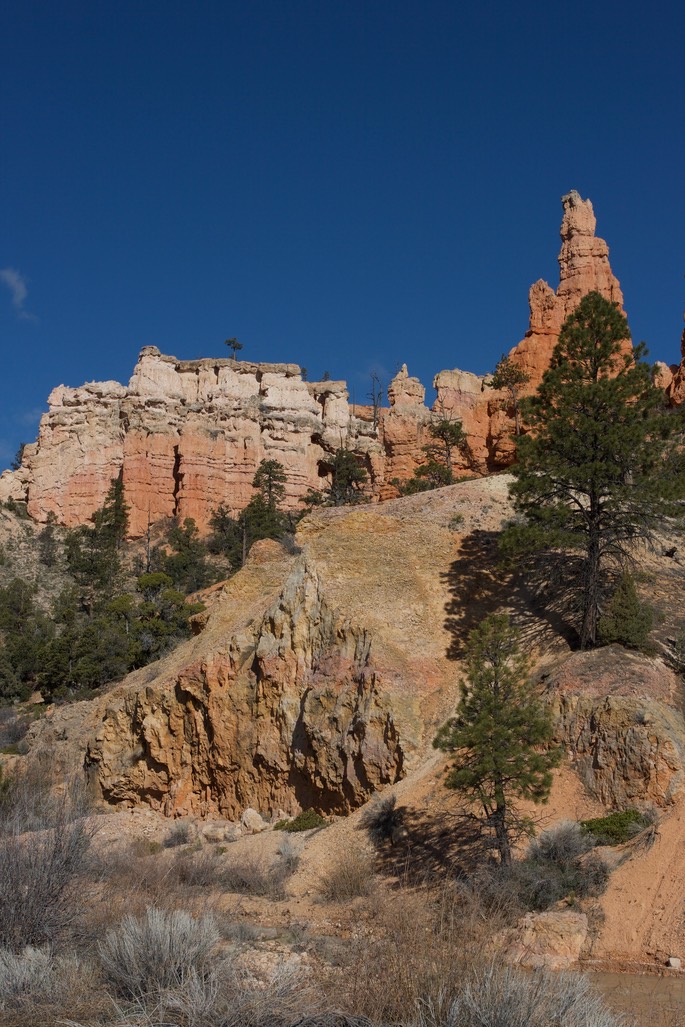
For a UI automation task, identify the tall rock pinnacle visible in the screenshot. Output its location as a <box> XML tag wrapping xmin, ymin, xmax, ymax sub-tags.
<box><xmin>510</xmin><ymin>190</ymin><xmax>626</xmax><ymax>387</ymax></box>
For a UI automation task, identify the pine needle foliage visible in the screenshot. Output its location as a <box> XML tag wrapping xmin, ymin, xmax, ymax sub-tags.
<box><xmin>434</xmin><ymin>614</ymin><xmax>559</xmax><ymax>865</ymax></box>
<box><xmin>597</xmin><ymin>572</ymin><xmax>653</xmax><ymax>650</ymax></box>
<box><xmin>503</xmin><ymin>291</ymin><xmax>685</xmax><ymax>650</ymax></box>
<box><xmin>490</xmin><ymin>354</ymin><xmax>531</xmax><ymax>435</ymax></box>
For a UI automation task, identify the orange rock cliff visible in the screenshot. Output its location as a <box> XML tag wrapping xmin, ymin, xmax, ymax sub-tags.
<box><xmin>2</xmin><ymin>191</ymin><xmax>676</xmax><ymax>535</ymax></box>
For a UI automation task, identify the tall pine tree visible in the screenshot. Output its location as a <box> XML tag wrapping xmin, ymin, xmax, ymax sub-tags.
<box><xmin>504</xmin><ymin>292</ymin><xmax>685</xmax><ymax>649</ymax></box>
<box><xmin>434</xmin><ymin>614</ymin><xmax>558</xmax><ymax>865</ymax></box>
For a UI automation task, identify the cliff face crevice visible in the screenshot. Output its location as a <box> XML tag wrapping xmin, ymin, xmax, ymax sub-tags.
<box><xmin>84</xmin><ymin>558</ymin><xmax>405</xmax><ymax>817</ymax></box>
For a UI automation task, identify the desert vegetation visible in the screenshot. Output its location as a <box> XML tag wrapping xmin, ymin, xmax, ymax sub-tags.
<box><xmin>0</xmin><ymin>757</ymin><xmax>630</xmax><ymax>1026</ymax></box>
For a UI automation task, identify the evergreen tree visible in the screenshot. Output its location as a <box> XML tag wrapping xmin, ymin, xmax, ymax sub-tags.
<box><xmin>434</xmin><ymin>614</ymin><xmax>559</xmax><ymax>866</ymax></box>
<box><xmin>252</xmin><ymin>459</ymin><xmax>287</xmax><ymax>511</ymax></box>
<box><xmin>209</xmin><ymin>460</ymin><xmax>291</xmax><ymax>569</ymax></box>
<box><xmin>160</xmin><ymin>518</ymin><xmax>213</xmax><ymax>593</ymax></box>
<box><xmin>490</xmin><ymin>354</ymin><xmax>531</xmax><ymax>435</ymax></box>
<box><xmin>302</xmin><ymin>448</ymin><xmax>369</xmax><ymax>509</ymax></box>
<box><xmin>38</xmin><ymin>513</ymin><xmax>59</xmax><ymax>567</ymax></box>
<box><xmin>503</xmin><ymin>292</ymin><xmax>685</xmax><ymax>650</ymax></box>
<box><xmin>397</xmin><ymin>416</ymin><xmax>467</xmax><ymax>494</ymax></box>
<box><xmin>207</xmin><ymin>503</ymin><xmax>244</xmax><ymax>570</ymax></box>
<box><xmin>94</xmin><ymin>477</ymin><xmax>129</xmax><ymax>551</ymax></box>
<box><xmin>65</xmin><ymin>478</ymin><xmax>129</xmax><ymax>611</ymax></box>
<box><xmin>0</xmin><ymin>579</ymin><xmax>54</xmax><ymax>698</ymax></box>
<box><xmin>10</xmin><ymin>443</ymin><xmax>25</xmax><ymax>471</ymax></box>
<box><xmin>225</xmin><ymin>337</ymin><xmax>243</xmax><ymax>360</ymax></box>
<box><xmin>597</xmin><ymin>573</ymin><xmax>653</xmax><ymax>650</ymax></box>
<box><xmin>425</xmin><ymin>418</ymin><xmax>467</xmax><ymax>476</ymax></box>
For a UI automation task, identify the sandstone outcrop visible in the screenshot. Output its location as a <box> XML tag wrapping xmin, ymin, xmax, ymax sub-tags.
<box><xmin>543</xmin><ymin>647</ymin><xmax>685</xmax><ymax>808</ymax></box>
<box><xmin>25</xmin><ymin>494</ymin><xmax>466</xmax><ymax>818</ymax></box>
<box><xmin>499</xmin><ymin>911</ymin><xmax>590</xmax><ymax>971</ymax></box>
<box><xmin>2</xmin><ymin>349</ymin><xmax>383</xmax><ymax>536</ymax></box>
<box><xmin>378</xmin><ymin>364</ymin><xmax>432</xmax><ymax>495</ymax></box>
<box><xmin>508</xmin><ymin>190</ymin><xmax>627</xmax><ymax>389</ymax></box>
<box><xmin>431</xmin><ymin>190</ymin><xmax>630</xmax><ymax>469</ymax></box>
<box><xmin>0</xmin><ymin>192</ymin><xmax>636</xmax><ymax>525</ymax></box>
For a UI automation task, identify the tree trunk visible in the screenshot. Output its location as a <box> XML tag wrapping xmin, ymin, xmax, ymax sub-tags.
<box><xmin>580</xmin><ymin>508</ymin><xmax>601</xmax><ymax>649</ymax></box>
<box><xmin>492</xmin><ymin>800</ymin><xmax>512</xmax><ymax>866</ymax></box>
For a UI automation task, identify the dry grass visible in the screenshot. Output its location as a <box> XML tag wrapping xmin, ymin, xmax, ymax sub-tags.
<box><xmin>317</xmin><ymin>849</ymin><xmax>377</xmax><ymax>902</ymax></box>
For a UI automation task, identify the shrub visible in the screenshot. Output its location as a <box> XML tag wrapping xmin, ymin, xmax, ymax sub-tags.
<box><xmin>580</xmin><ymin>808</ymin><xmax>651</xmax><ymax>845</ymax></box>
<box><xmin>318</xmin><ymin>849</ymin><xmax>376</xmax><ymax>902</ymax></box>
<box><xmin>0</xmin><ymin>707</ymin><xmax>29</xmax><ymax>752</ymax></box>
<box><xmin>163</xmin><ymin>821</ymin><xmax>193</xmax><ymax>848</ymax></box>
<box><xmin>98</xmin><ymin>907</ymin><xmax>220</xmax><ymax>1001</ymax></box>
<box><xmin>0</xmin><ymin>771</ymin><xmax>94</xmax><ymax>949</ymax></box>
<box><xmin>221</xmin><ymin>853</ymin><xmax>289</xmax><ymax>899</ymax></box>
<box><xmin>276</xmin><ymin>808</ymin><xmax>329</xmax><ymax>832</ymax></box>
<box><xmin>278</xmin><ymin>836</ymin><xmax>302</xmax><ymax>873</ymax></box>
<box><xmin>360</xmin><ymin>794</ymin><xmax>406</xmax><ymax>847</ymax></box>
<box><xmin>0</xmin><ymin>947</ymin><xmax>81</xmax><ymax>1012</ymax></box>
<box><xmin>415</xmin><ymin>963</ymin><xmax>623</xmax><ymax>1027</ymax></box>
<box><xmin>469</xmin><ymin>821</ymin><xmax>610</xmax><ymax>917</ymax></box>
<box><xmin>528</xmin><ymin>819</ymin><xmax>595</xmax><ymax>867</ymax></box>
<box><xmin>171</xmin><ymin>847</ymin><xmax>223</xmax><ymax>887</ymax></box>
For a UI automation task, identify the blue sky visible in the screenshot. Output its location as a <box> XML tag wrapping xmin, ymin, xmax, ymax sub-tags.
<box><xmin>1</xmin><ymin>0</ymin><xmax>683</xmax><ymax>469</ymax></box>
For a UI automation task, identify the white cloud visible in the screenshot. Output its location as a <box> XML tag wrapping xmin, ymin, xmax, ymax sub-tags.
<box><xmin>0</xmin><ymin>267</ymin><xmax>37</xmax><ymax>321</ymax></box>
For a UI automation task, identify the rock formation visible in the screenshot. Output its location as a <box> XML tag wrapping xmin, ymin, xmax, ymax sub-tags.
<box><xmin>18</xmin><ymin>476</ymin><xmax>685</xmax><ymax>839</ymax></box>
<box><xmin>509</xmin><ymin>190</ymin><xmax>626</xmax><ymax>389</ymax></box>
<box><xmin>2</xmin><ymin>349</ymin><xmax>384</xmax><ymax>537</ymax></box>
<box><xmin>544</xmin><ymin>647</ymin><xmax>685</xmax><ymax>808</ymax></box>
<box><xmin>430</xmin><ymin>190</ymin><xmax>629</xmax><ymax>469</ymax></box>
<box><xmin>0</xmin><ymin>192</ymin><xmax>635</xmax><ymax>528</ymax></box>
<box><xmin>665</xmin><ymin>310</ymin><xmax>685</xmax><ymax>406</ymax></box>
<box><xmin>25</xmin><ymin>495</ymin><xmax>467</xmax><ymax>817</ymax></box>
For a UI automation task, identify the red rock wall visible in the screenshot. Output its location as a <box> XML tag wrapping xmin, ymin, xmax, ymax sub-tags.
<box><xmin>0</xmin><ymin>192</ymin><xmax>646</xmax><ymax>529</ymax></box>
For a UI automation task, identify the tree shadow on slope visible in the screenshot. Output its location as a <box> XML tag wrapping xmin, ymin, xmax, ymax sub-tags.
<box><xmin>370</xmin><ymin>806</ymin><xmax>491</xmax><ymax>885</ymax></box>
<box><xmin>443</xmin><ymin>530</ymin><xmax>580</xmax><ymax>659</ymax></box>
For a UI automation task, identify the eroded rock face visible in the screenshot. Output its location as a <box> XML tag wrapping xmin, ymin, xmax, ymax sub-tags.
<box><xmin>86</xmin><ymin>559</ymin><xmax>404</xmax><ymax>817</ymax></box>
<box><xmin>3</xmin><ymin>350</ymin><xmax>383</xmax><ymax>536</ymax></box>
<box><xmin>499</xmin><ymin>911</ymin><xmax>589</xmax><ymax>971</ymax></box>
<box><xmin>26</xmin><ymin>500</ymin><xmax>459</xmax><ymax>818</ymax></box>
<box><xmin>509</xmin><ymin>190</ymin><xmax>627</xmax><ymax>390</ymax></box>
<box><xmin>0</xmin><ymin>193</ymin><xmax>636</xmax><ymax>521</ymax></box>
<box><xmin>430</xmin><ymin>191</ymin><xmax>629</xmax><ymax>470</ymax></box>
<box><xmin>544</xmin><ymin>647</ymin><xmax>685</xmax><ymax>808</ymax></box>
<box><xmin>666</xmin><ymin>311</ymin><xmax>685</xmax><ymax>407</ymax></box>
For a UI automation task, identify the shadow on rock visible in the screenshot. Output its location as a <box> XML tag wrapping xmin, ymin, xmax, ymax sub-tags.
<box><xmin>442</xmin><ymin>530</ymin><xmax>579</xmax><ymax>660</ymax></box>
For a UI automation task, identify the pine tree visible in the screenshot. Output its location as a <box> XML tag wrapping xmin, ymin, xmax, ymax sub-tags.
<box><xmin>598</xmin><ymin>573</ymin><xmax>653</xmax><ymax>650</ymax></box>
<box><xmin>94</xmin><ymin>477</ymin><xmax>129</xmax><ymax>551</ymax></box>
<box><xmin>225</xmin><ymin>337</ymin><xmax>243</xmax><ymax>360</ymax></box>
<box><xmin>252</xmin><ymin>459</ymin><xmax>287</xmax><ymax>511</ymax></box>
<box><xmin>161</xmin><ymin>517</ymin><xmax>213</xmax><ymax>592</ymax></box>
<box><xmin>490</xmin><ymin>354</ymin><xmax>531</xmax><ymax>435</ymax></box>
<box><xmin>504</xmin><ymin>291</ymin><xmax>685</xmax><ymax>650</ymax></box>
<box><xmin>398</xmin><ymin>416</ymin><xmax>467</xmax><ymax>494</ymax></box>
<box><xmin>209</xmin><ymin>459</ymin><xmax>290</xmax><ymax>569</ymax></box>
<box><xmin>300</xmin><ymin>448</ymin><xmax>369</xmax><ymax>510</ymax></box>
<box><xmin>434</xmin><ymin>614</ymin><xmax>559</xmax><ymax>865</ymax></box>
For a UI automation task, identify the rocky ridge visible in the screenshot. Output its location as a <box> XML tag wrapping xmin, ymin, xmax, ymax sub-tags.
<box><xmin>1</xmin><ymin>192</ymin><xmax>642</xmax><ymax>534</ymax></box>
<box><xmin>22</xmin><ymin>478</ymin><xmax>685</xmax><ymax>826</ymax></box>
